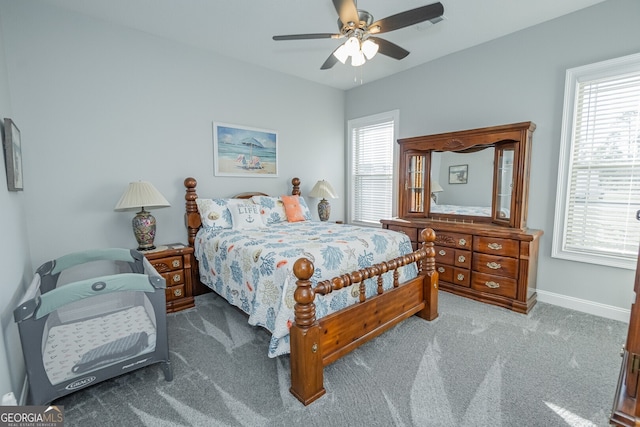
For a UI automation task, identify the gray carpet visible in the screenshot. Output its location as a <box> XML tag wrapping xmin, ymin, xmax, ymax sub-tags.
<box><xmin>57</xmin><ymin>291</ymin><xmax>628</xmax><ymax>426</ymax></box>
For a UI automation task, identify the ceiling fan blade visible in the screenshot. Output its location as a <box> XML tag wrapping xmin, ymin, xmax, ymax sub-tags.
<box><xmin>273</xmin><ymin>33</ymin><xmax>340</xmax><ymax>41</ymax></box>
<box><xmin>369</xmin><ymin>37</ymin><xmax>410</xmax><ymax>60</ymax></box>
<box><xmin>332</xmin><ymin>0</ymin><xmax>359</xmax><ymax>27</ymax></box>
<box><xmin>320</xmin><ymin>51</ymin><xmax>339</xmax><ymax>70</ymax></box>
<box><xmin>369</xmin><ymin>2</ymin><xmax>444</xmax><ymax>34</ymax></box>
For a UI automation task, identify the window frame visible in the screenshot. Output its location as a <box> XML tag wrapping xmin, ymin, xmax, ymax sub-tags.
<box><xmin>347</xmin><ymin>110</ymin><xmax>399</xmax><ymax>227</ymax></box>
<box><xmin>552</xmin><ymin>52</ymin><xmax>640</xmax><ymax>270</ymax></box>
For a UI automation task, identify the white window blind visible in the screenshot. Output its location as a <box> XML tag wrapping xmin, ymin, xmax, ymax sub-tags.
<box><xmin>553</xmin><ymin>53</ymin><xmax>640</xmax><ymax>269</ymax></box>
<box><xmin>348</xmin><ymin>111</ymin><xmax>398</xmax><ymax>226</ymax></box>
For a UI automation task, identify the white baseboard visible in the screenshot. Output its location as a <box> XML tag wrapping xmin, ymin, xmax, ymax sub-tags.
<box><xmin>537</xmin><ymin>289</ymin><xmax>630</xmax><ymax>323</ymax></box>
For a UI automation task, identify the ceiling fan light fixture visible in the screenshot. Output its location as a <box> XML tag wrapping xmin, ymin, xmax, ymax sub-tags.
<box><xmin>344</xmin><ymin>36</ymin><xmax>361</xmax><ymax>57</ymax></box>
<box><xmin>333</xmin><ymin>43</ymin><xmax>350</xmax><ymax>64</ymax></box>
<box><xmin>351</xmin><ymin>50</ymin><xmax>366</xmax><ymax>67</ymax></box>
<box><xmin>361</xmin><ymin>39</ymin><xmax>379</xmax><ymax>60</ymax></box>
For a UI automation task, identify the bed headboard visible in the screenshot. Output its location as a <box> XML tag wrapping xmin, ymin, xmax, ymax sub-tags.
<box><xmin>184</xmin><ymin>177</ymin><xmax>301</xmax><ymax>247</ymax></box>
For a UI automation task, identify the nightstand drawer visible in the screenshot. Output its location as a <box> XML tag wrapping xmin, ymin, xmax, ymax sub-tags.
<box><xmin>162</xmin><ymin>270</ymin><xmax>185</xmax><ymax>286</ymax></box>
<box><xmin>150</xmin><ymin>255</ymin><xmax>183</xmax><ymax>273</ymax></box>
<box><xmin>166</xmin><ymin>284</ymin><xmax>186</xmax><ymax>301</ymax></box>
<box><xmin>471</xmin><ymin>272</ymin><xmax>517</xmax><ymax>299</ymax></box>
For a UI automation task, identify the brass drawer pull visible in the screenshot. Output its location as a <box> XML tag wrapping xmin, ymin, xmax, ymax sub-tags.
<box><xmin>485</xmin><ymin>281</ymin><xmax>500</xmax><ymax>289</ymax></box>
<box><xmin>456</xmin><ymin>273</ymin><xmax>465</xmax><ymax>281</ymax></box>
<box><xmin>173</xmin><ymin>273</ymin><xmax>182</xmax><ymax>282</ymax></box>
<box><xmin>487</xmin><ymin>243</ymin><xmax>503</xmax><ymax>250</ymax></box>
<box><xmin>172</xmin><ymin>260</ymin><xmax>181</xmax><ymax>268</ymax></box>
<box><xmin>437</xmin><ymin>267</ymin><xmax>445</xmax><ymax>273</ymax></box>
<box><xmin>439</xmin><ymin>250</ymin><xmax>446</xmax><ymax>256</ymax></box>
<box><xmin>487</xmin><ymin>262</ymin><xmax>501</xmax><ymax>270</ymax></box>
<box><xmin>459</xmin><ymin>238</ymin><xmax>467</xmax><ymax>246</ymax></box>
<box><xmin>173</xmin><ymin>288</ymin><xmax>182</xmax><ymax>297</ymax></box>
<box><xmin>458</xmin><ymin>255</ymin><xmax>466</xmax><ymax>263</ymax></box>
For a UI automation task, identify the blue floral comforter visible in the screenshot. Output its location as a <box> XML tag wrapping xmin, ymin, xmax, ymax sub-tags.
<box><xmin>194</xmin><ymin>222</ymin><xmax>418</xmax><ymax>357</ymax></box>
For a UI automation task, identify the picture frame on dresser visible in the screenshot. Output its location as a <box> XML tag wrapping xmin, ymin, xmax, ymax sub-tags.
<box><xmin>2</xmin><ymin>118</ymin><xmax>23</xmax><ymax>191</ymax></box>
<box><xmin>213</xmin><ymin>122</ymin><xmax>278</xmax><ymax>177</ymax></box>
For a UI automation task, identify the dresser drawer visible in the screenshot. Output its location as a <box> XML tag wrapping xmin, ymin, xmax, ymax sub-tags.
<box><xmin>472</xmin><ymin>253</ymin><xmax>519</xmax><ymax>278</ymax></box>
<box><xmin>434</xmin><ymin>232</ymin><xmax>472</xmax><ymax>249</ymax></box>
<box><xmin>162</xmin><ymin>270</ymin><xmax>185</xmax><ymax>286</ymax></box>
<box><xmin>471</xmin><ymin>272</ymin><xmax>517</xmax><ymax>299</ymax></box>
<box><xmin>473</xmin><ymin>236</ymin><xmax>519</xmax><ymax>256</ymax></box>
<box><xmin>151</xmin><ymin>255</ymin><xmax>183</xmax><ymax>273</ymax></box>
<box><xmin>436</xmin><ymin>265</ymin><xmax>470</xmax><ymax>287</ymax></box>
<box><xmin>165</xmin><ymin>284</ymin><xmax>186</xmax><ymax>301</ymax></box>
<box><xmin>454</xmin><ymin>250</ymin><xmax>471</xmax><ymax>268</ymax></box>
<box><xmin>435</xmin><ymin>245</ymin><xmax>454</xmax><ymax>265</ymax></box>
<box><xmin>388</xmin><ymin>225</ymin><xmax>418</xmax><ymax>243</ymax></box>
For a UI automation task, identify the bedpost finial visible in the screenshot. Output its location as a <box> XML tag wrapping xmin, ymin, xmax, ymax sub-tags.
<box><xmin>420</xmin><ymin>228</ymin><xmax>436</xmax><ymax>243</ymax></box>
<box><xmin>293</xmin><ymin>258</ymin><xmax>314</xmax><ymax>280</ymax></box>
<box><xmin>184</xmin><ymin>177</ymin><xmax>197</xmax><ymax>189</ymax></box>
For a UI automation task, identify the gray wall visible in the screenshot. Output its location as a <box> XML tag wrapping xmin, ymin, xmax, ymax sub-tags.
<box><xmin>346</xmin><ymin>0</ymin><xmax>640</xmax><ymax>318</ymax></box>
<box><xmin>0</xmin><ymin>0</ymin><xmax>344</xmax><ymax>402</ymax></box>
<box><xmin>0</xmin><ymin>12</ymin><xmax>31</xmax><ymax>403</ymax></box>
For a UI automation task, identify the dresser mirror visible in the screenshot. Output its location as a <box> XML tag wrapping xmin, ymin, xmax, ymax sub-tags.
<box><xmin>398</xmin><ymin>122</ymin><xmax>534</xmax><ymax>229</ymax></box>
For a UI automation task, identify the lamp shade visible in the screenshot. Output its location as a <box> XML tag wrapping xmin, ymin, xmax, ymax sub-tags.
<box><xmin>308</xmin><ymin>180</ymin><xmax>338</xmax><ymax>200</ymax></box>
<box><xmin>431</xmin><ymin>181</ymin><xmax>444</xmax><ymax>193</ymax></box>
<box><xmin>114</xmin><ymin>181</ymin><xmax>170</xmax><ymax>211</ymax></box>
<box><xmin>114</xmin><ymin>181</ymin><xmax>170</xmax><ymax>251</ymax></box>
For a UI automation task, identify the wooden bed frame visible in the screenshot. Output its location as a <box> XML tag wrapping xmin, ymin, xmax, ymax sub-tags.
<box><xmin>183</xmin><ymin>176</ymin><xmax>439</xmax><ymax>405</ymax></box>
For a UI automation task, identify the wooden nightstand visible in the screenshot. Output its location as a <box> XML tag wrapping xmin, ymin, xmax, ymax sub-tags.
<box><xmin>142</xmin><ymin>243</ymin><xmax>195</xmax><ymax>313</ymax></box>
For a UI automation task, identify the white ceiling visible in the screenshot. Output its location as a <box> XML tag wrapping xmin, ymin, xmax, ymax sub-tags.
<box><xmin>41</xmin><ymin>0</ymin><xmax>606</xmax><ymax>90</ymax></box>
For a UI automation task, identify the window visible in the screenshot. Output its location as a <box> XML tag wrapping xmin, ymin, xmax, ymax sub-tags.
<box><xmin>553</xmin><ymin>53</ymin><xmax>640</xmax><ymax>269</ymax></box>
<box><xmin>347</xmin><ymin>110</ymin><xmax>399</xmax><ymax>226</ymax></box>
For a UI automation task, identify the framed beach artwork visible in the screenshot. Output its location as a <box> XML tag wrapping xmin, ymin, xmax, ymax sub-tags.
<box><xmin>448</xmin><ymin>164</ymin><xmax>468</xmax><ymax>184</ymax></box>
<box><xmin>2</xmin><ymin>118</ymin><xmax>23</xmax><ymax>191</ymax></box>
<box><xmin>213</xmin><ymin>122</ymin><xmax>278</xmax><ymax>177</ymax></box>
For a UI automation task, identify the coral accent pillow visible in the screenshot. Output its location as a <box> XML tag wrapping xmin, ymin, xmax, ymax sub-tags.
<box><xmin>281</xmin><ymin>195</ymin><xmax>306</xmax><ymax>222</ymax></box>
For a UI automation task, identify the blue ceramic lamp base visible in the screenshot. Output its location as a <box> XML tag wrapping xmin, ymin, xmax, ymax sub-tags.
<box><xmin>317</xmin><ymin>199</ymin><xmax>331</xmax><ymax>222</ymax></box>
<box><xmin>132</xmin><ymin>209</ymin><xmax>157</xmax><ymax>250</ymax></box>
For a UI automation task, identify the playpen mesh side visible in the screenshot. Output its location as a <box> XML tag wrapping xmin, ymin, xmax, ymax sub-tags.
<box><xmin>42</xmin><ymin>290</ymin><xmax>158</xmax><ymax>385</ymax></box>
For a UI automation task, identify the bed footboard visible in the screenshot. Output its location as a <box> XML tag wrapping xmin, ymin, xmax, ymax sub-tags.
<box><xmin>289</xmin><ymin>228</ymin><xmax>438</xmax><ymax>405</ymax></box>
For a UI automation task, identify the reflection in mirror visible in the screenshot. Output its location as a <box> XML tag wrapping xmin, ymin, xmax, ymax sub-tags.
<box><xmin>430</xmin><ymin>148</ymin><xmax>494</xmax><ymax>217</ymax></box>
<box><xmin>495</xmin><ymin>147</ymin><xmax>515</xmax><ymax>220</ymax></box>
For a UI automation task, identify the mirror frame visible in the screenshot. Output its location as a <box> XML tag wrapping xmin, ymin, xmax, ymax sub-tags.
<box><xmin>397</xmin><ymin>122</ymin><xmax>536</xmax><ymax>229</ymax></box>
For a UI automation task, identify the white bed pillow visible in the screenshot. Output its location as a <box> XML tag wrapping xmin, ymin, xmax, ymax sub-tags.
<box><xmin>195</xmin><ymin>198</ymin><xmax>233</xmax><ymax>229</ymax></box>
<box><xmin>251</xmin><ymin>196</ymin><xmax>287</xmax><ymax>225</ymax></box>
<box><xmin>298</xmin><ymin>196</ymin><xmax>313</xmax><ymax>221</ymax></box>
<box><xmin>229</xmin><ymin>202</ymin><xmax>266</xmax><ymax>230</ymax></box>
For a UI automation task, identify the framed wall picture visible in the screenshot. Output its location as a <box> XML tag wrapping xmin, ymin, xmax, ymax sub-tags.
<box><xmin>2</xmin><ymin>118</ymin><xmax>23</xmax><ymax>191</ymax></box>
<box><xmin>213</xmin><ymin>122</ymin><xmax>278</xmax><ymax>177</ymax></box>
<box><xmin>448</xmin><ymin>164</ymin><xmax>468</xmax><ymax>184</ymax></box>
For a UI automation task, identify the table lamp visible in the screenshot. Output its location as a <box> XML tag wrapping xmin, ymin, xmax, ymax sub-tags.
<box><xmin>431</xmin><ymin>180</ymin><xmax>443</xmax><ymax>202</ymax></box>
<box><xmin>309</xmin><ymin>179</ymin><xmax>338</xmax><ymax>221</ymax></box>
<box><xmin>114</xmin><ymin>181</ymin><xmax>170</xmax><ymax>250</ymax></box>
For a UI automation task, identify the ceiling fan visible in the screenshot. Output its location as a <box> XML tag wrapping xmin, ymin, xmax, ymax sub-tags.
<box><xmin>272</xmin><ymin>0</ymin><xmax>444</xmax><ymax>70</ymax></box>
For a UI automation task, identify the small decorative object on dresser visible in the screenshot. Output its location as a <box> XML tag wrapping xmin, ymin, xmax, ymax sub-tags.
<box><xmin>308</xmin><ymin>179</ymin><xmax>338</xmax><ymax>221</ymax></box>
<box><xmin>382</xmin><ymin>122</ymin><xmax>542</xmax><ymax>313</ymax></box>
<box><xmin>114</xmin><ymin>181</ymin><xmax>171</xmax><ymax>250</ymax></box>
<box><xmin>142</xmin><ymin>243</ymin><xmax>195</xmax><ymax>313</ymax></box>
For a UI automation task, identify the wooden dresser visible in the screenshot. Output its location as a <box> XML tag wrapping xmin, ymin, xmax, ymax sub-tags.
<box><xmin>382</xmin><ymin>122</ymin><xmax>542</xmax><ymax>313</ymax></box>
<box><xmin>382</xmin><ymin>219</ymin><xmax>541</xmax><ymax>313</ymax></box>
